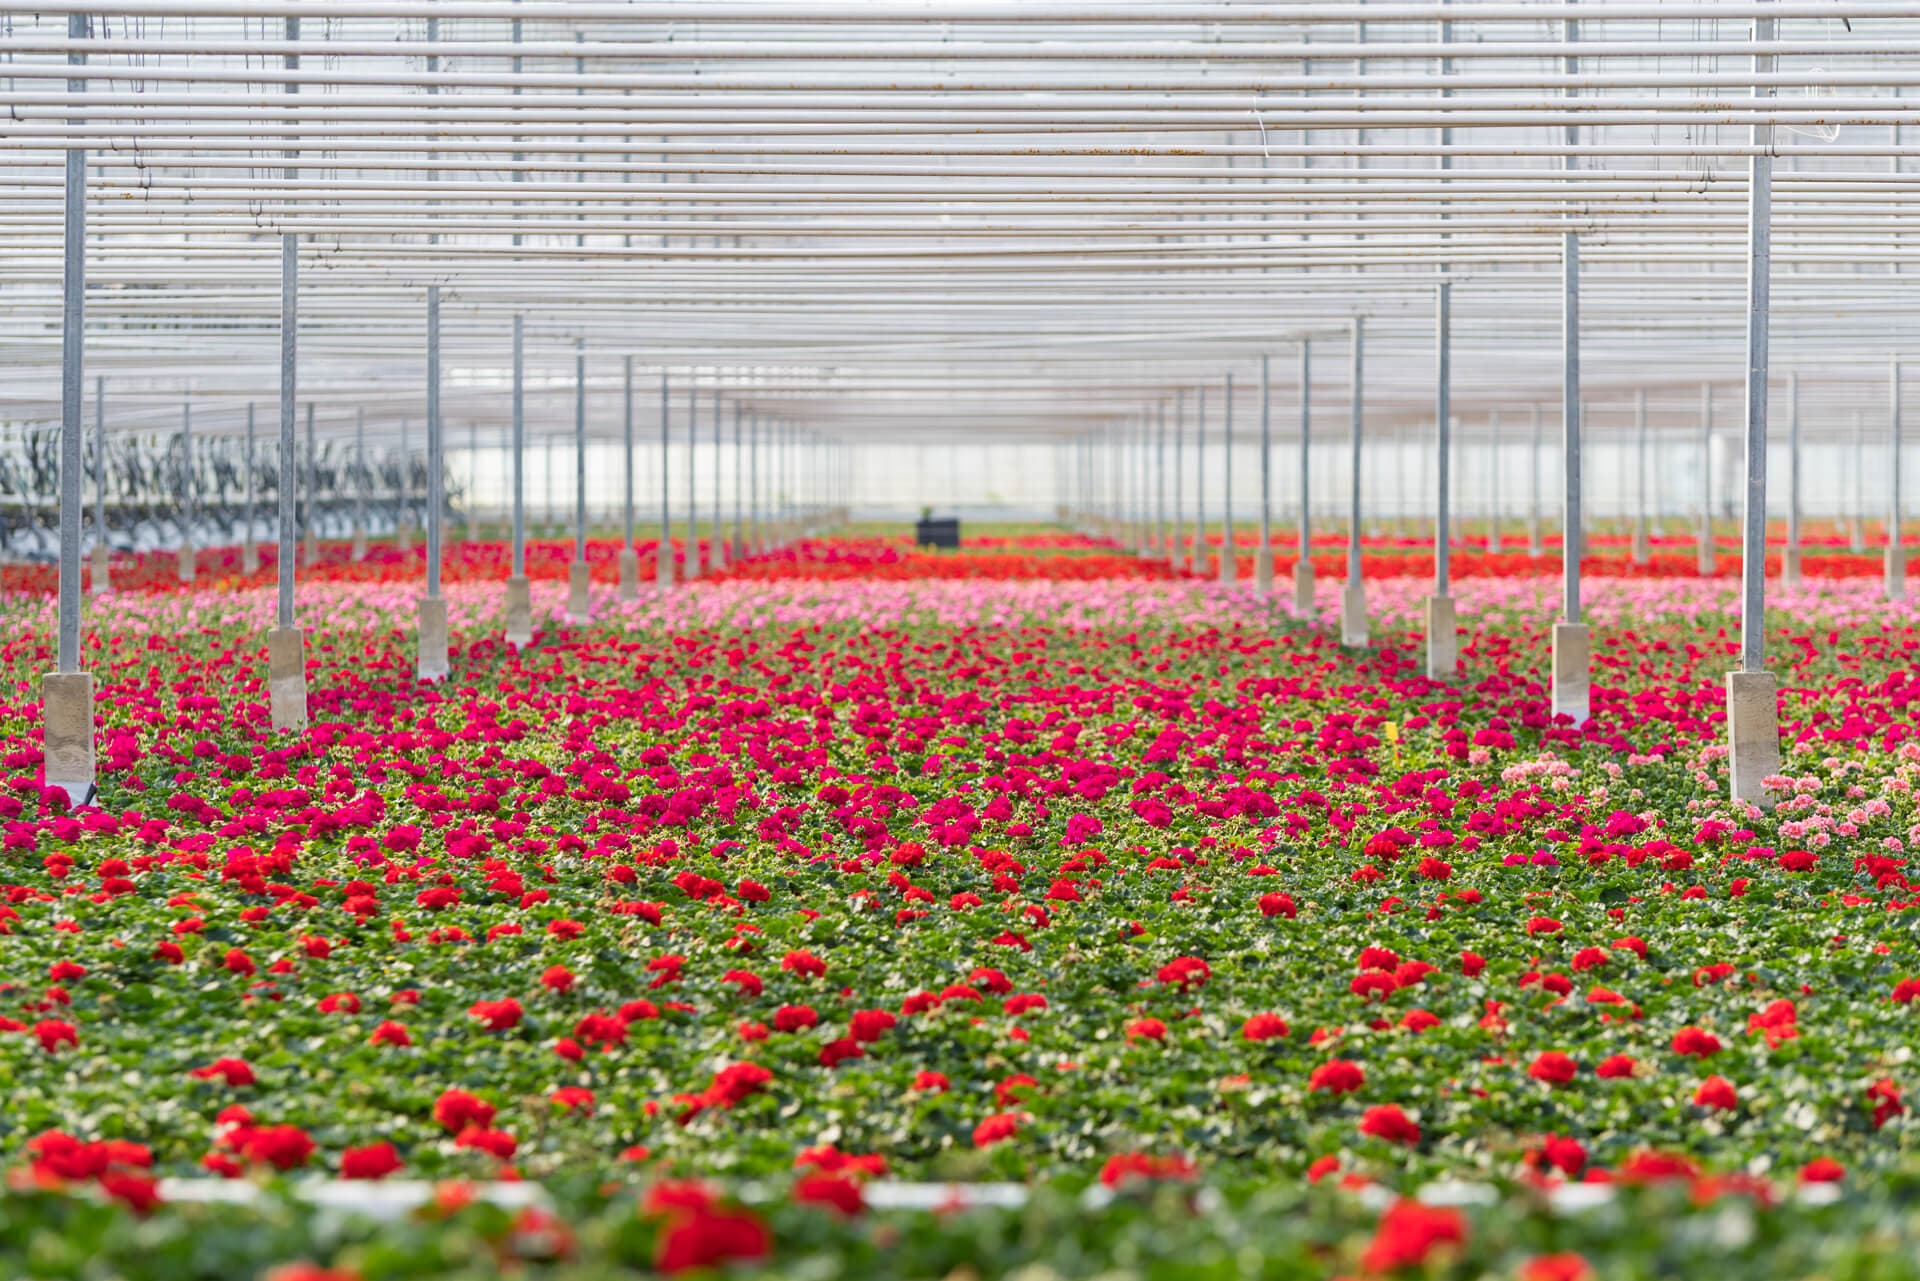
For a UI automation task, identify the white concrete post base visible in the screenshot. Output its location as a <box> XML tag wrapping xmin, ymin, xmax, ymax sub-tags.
<box><xmin>1550</xmin><ymin>621</ymin><xmax>1592</xmax><ymax>725</ymax></box>
<box><xmin>1424</xmin><ymin>594</ymin><xmax>1460</xmax><ymax>679</ymax></box>
<box><xmin>1725</xmin><ymin>669</ymin><xmax>1782</xmax><ymax>810</ymax></box>
<box><xmin>1631</xmin><ymin>522</ymin><xmax>1650</xmax><ymax>565</ymax></box>
<box><xmin>304</xmin><ymin>533</ymin><xmax>319</xmax><ymax>569</ymax></box>
<box><xmin>1850</xmin><ymin>520</ymin><xmax>1865</xmax><ymax>553</ymax></box>
<box><xmin>397</xmin><ymin>523</ymin><xmax>412</xmax><ymax>555</ymax></box>
<box><xmin>90</xmin><ymin>544</ymin><xmax>110</xmax><ymax>594</ymax></box>
<box><xmin>1888</xmin><ymin>545</ymin><xmax>1907</xmax><ymax>602</ymax></box>
<box><xmin>1340</xmin><ymin>579</ymin><xmax>1369</xmax><ymax>649</ymax></box>
<box><xmin>1698</xmin><ymin>547</ymin><xmax>1717</xmax><ymax>576</ymax></box>
<box><xmin>1291</xmin><ymin>558</ymin><xmax>1316</xmax><ymax>618</ymax></box>
<box><xmin>656</xmin><ymin>549</ymin><xmax>677</xmax><ymax>589</ymax></box>
<box><xmin>682</xmin><ymin>547</ymin><xmax>700</xmax><ymax>582</ymax></box>
<box><xmin>351</xmin><ymin>529</ymin><xmax>367</xmax><ymax>563</ymax></box>
<box><xmin>42</xmin><ymin>671</ymin><xmax>96</xmax><ymax>807</ymax></box>
<box><xmin>416</xmin><ymin>597</ymin><xmax>450</xmax><ymax>683</ymax></box>
<box><xmin>567</xmin><ymin>561</ymin><xmax>592</xmax><ymax>623</ymax></box>
<box><xmin>1527</xmin><ymin>523</ymin><xmax>1543</xmax><ymax>560</ymax></box>
<box><xmin>505</xmin><ymin>576</ymin><xmax>533</xmax><ymax>646</ymax></box>
<box><xmin>1253</xmin><ymin>546</ymin><xmax>1273</xmax><ymax>597</ymax></box>
<box><xmin>1488</xmin><ymin>527</ymin><xmax>1503</xmax><ymax>555</ymax></box>
<box><xmin>266</xmin><ymin>627</ymin><xmax>309</xmax><ymax>733</ymax></box>
<box><xmin>177</xmin><ymin>546</ymin><xmax>195</xmax><ymax>583</ymax></box>
<box><xmin>1218</xmin><ymin>547</ymin><xmax>1236</xmax><ymax>584</ymax></box>
<box><xmin>712</xmin><ymin>541</ymin><xmax>729</xmax><ymax>573</ymax></box>
<box><xmin>1782</xmin><ymin>545</ymin><xmax>1803</xmax><ymax>586</ymax></box>
<box><xmin>617</xmin><ymin>550</ymin><xmax>640</xmax><ymax>603</ymax></box>
<box><xmin>241</xmin><ymin>541</ymin><xmax>259</xmax><ymax>575</ymax></box>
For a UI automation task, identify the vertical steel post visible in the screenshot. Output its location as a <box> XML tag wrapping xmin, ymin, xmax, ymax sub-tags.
<box><xmin>616</xmin><ymin>352</ymin><xmax>638</xmax><ymax>599</ymax></box>
<box><xmin>266</xmin><ymin>14</ymin><xmax>309</xmax><ymax>727</ymax></box>
<box><xmin>244</xmin><ymin>401</ymin><xmax>258</xmax><ymax>571</ymax></box>
<box><xmin>427</xmin><ymin>289</ymin><xmax>442</xmax><ymax>598</ymax></box>
<box><xmin>574</xmin><ymin>340</ymin><xmax>587</xmax><ymax>561</ymax></box>
<box><xmin>512</xmin><ymin>317</ymin><xmax>527</xmax><ymax>577</ymax></box>
<box><xmin>1342</xmin><ymin>318</ymin><xmax>1369</xmax><ymax>647</ymax></box>
<box><xmin>1257</xmin><ymin>355</ymin><xmax>1272</xmax><ymax>593</ymax></box>
<box><xmin>92</xmin><ymin>376</ymin><xmax>109</xmax><ymax>590</ymax></box>
<box><xmin>1219</xmin><ymin>372</ymin><xmax>1235</xmax><ymax>582</ymax></box>
<box><xmin>353</xmin><ymin>407</ymin><xmax>366</xmax><ymax>561</ymax></box>
<box><xmin>1699</xmin><ymin>384</ymin><xmax>1716</xmax><ymax>574</ymax></box>
<box><xmin>303</xmin><ymin>401</ymin><xmax>317</xmax><ymax>568</ymax></box>
<box><xmin>1632</xmin><ymin>389</ymin><xmax>1650</xmax><ymax>563</ymax></box>
<box><xmin>1528</xmin><ymin>403</ymin><xmax>1543</xmax><ymax>556</ymax></box>
<box><xmin>1784</xmin><ymin>372</ymin><xmax>1802</xmax><ymax>583</ymax></box>
<box><xmin>1727</xmin><ymin>1</ymin><xmax>1781</xmax><ymax>808</ymax></box>
<box><xmin>1435</xmin><ymin>283</ymin><xmax>1452</xmax><ymax>597</ymax></box>
<box><xmin>658</xmin><ymin>372</ymin><xmax>674</xmax><ymax>586</ymax></box>
<box><xmin>45</xmin><ymin>9</ymin><xmax>94</xmax><ymax>802</ymax></box>
<box><xmin>732</xmin><ymin>400</ymin><xmax>745</xmax><ymax>559</ymax></box>
<box><xmin>1298</xmin><ymin>341</ymin><xmax>1312</xmax><ymax>559</ymax></box>
<box><xmin>1852</xmin><ymin>407</ymin><xmax>1866</xmax><ymax>551</ymax></box>
<box><xmin>684</xmin><ymin>379</ymin><xmax>698</xmax><ymax>577</ymax></box>
<box><xmin>1170</xmin><ymin>390</ymin><xmax>1185</xmax><ymax>572</ymax></box>
<box><xmin>711</xmin><ymin>387</ymin><xmax>727</xmax><ymax>569</ymax></box>
<box><xmin>1194</xmin><ymin>388</ymin><xmax>1207</xmax><ymax>575</ymax></box>
<box><xmin>1488</xmin><ymin>412</ymin><xmax>1503</xmax><ymax>554</ymax></box>
<box><xmin>1891</xmin><ymin>359</ymin><xmax>1906</xmax><ymax>601</ymax></box>
<box><xmin>178</xmin><ymin>394</ymin><xmax>195</xmax><ymax>582</ymax></box>
<box><xmin>1155</xmin><ymin>401</ymin><xmax>1168</xmax><ymax>561</ymax></box>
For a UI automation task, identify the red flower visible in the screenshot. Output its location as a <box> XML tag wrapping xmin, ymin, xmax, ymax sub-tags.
<box><xmin>551</xmin><ymin>1086</ymin><xmax>595</xmax><ymax>1114</ymax></box>
<box><xmin>781</xmin><ymin>950</ymin><xmax>828</xmax><ymax>979</ymax></box>
<box><xmin>368</xmin><ymin>1019</ymin><xmax>412</xmax><ymax>1047</ymax></box>
<box><xmin>469</xmin><ymin>997</ymin><xmax>524</xmax><ymax>1031</ymax></box>
<box><xmin>32</xmin><ymin>1020</ymin><xmax>78</xmax><ymax>1054</ymax></box>
<box><xmin>433</xmin><ymin>1088</ymin><xmax>497</xmax><ymax>1134</ymax></box>
<box><xmin>1868</xmin><ymin>1078</ymin><xmax>1906</xmax><ymax>1129</ymax></box>
<box><xmin>773</xmin><ymin>1004</ymin><xmax>819</xmax><ymax>1033</ymax></box>
<box><xmin>1308</xmin><ymin>1059</ymin><xmax>1365</xmax><ymax>1095</ymax></box>
<box><xmin>972</xmin><ymin>1113</ymin><xmax>1021</xmax><ymax>1148</ymax></box>
<box><xmin>1257</xmin><ymin>892</ymin><xmax>1297</xmax><ymax>919</ymax></box>
<box><xmin>540</xmin><ymin>965</ymin><xmax>576</xmax><ymax>993</ymax></box>
<box><xmin>189</xmin><ymin>1057</ymin><xmax>256</xmax><ymax>1088</ymax></box>
<box><xmin>654</xmin><ymin>1205</ymin><xmax>771</xmax><ymax>1275</ymax></box>
<box><xmin>1099</xmin><ymin>1152</ymin><xmax>1197</xmax><ymax>1188</ymax></box>
<box><xmin>239</xmin><ymin>1124</ymin><xmax>315</xmax><ymax>1171</ymax></box>
<box><xmin>1361</xmin><ymin>1200</ymin><xmax>1466</xmax><ymax>1273</ymax></box>
<box><xmin>1595</xmin><ymin>1053</ymin><xmax>1638</xmax><ymax>1079</ymax></box>
<box><xmin>1358</xmin><ymin>1104</ymin><xmax>1421</xmax><ymax>1146</ymax></box>
<box><xmin>1242</xmin><ymin>1013</ymin><xmax>1290</xmax><ymax>1043</ymax></box>
<box><xmin>819</xmin><ymin>1038</ymin><xmax>864</xmax><ymax>1068</ymax></box>
<box><xmin>1527</xmin><ymin>1052</ymin><xmax>1579</xmax><ymax>1087</ymax></box>
<box><xmin>793</xmin><ymin>1172</ymin><xmax>865</xmax><ymax>1216</ymax></box>
<box><xmin>340</xmin><ymin>1142</ymin><xmax>403</xmax><ymax>1180</ymax></box>
<box><xmin>912</xmin><ymin>1070</ymin><xmax>951</xmax><ymax>1094</ymax></box>
<box><xmin>1693</xmin><ymin>1075</ymin><xmax>1739</xmax><ymax>1111</ymax></box>
<box><xmin>1800</xmin><ymin>1157</ymin><xmax>1846</xmax><ymax>1183</ymax></box>
<box><xmin>1125</xmin><ymin>1017</ymin><xmax>1168</xmax><ymax>1044</ymax></box>
<box><xmin>1671</xmin><ymin>1027</ymin><xmax>1723</xmax><ymax>1059</ymax></box>
<box><xmin>1521</xmin><ymin>1253</ymin><xmax>1595</xmax><ymax>1281</ymax></box>
<box><xmin>1156</xmin><ymin>956</ymin><xmax>1212</xmax><ymax>990</ymax></box>
<box><xmin>849</xmin><ymin>1008</ymin><xmax>897</xmax><ymax>1042</ymax></box>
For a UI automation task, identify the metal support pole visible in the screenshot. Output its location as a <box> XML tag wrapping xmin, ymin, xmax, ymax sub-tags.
<box><xmin>1427</xmin><ymin>280</ymin><xmax>1458</xmax><ymax>680</ymax></box>
<box><xmin>427</xmin><ymin>290</ymin><xmax>443</xmax><ymax>599</ymax></box>
<box><xmin>1891</xmin><ymin>359</ymin><xmax>1906</xmax><ymax>601</ymax></box>
<box><xmin>617</xmin><ymin>353</ymin><xmax>638</xmax><ymax>600</ymax></box>
<box><xmin>1852</xmin><ymin>408</ymin><xmax>1867</xmax><ymax>552</ymax></box>
<box><xmin>658</xmin><ymin>372</ymin><xmax>674</xmax><ymax>587</ymax></box>
<box><xmin>748</xmin><ymin>412</ymin><xmax>761</xmax><ymax>555</ymax></box>
<box><xmin>92</xmin><ymin>376</ymin><xmax>110</xmax><ymax>591</ymax></box>
<box><xmin>711</xmin><ymin>388</ymin><xmax>728</xmax><ymax>570</ymax></box>
<box><xmin>1728</xmin><ymin>2</ymin><xmax>1781</xmax><ymax>809</ymax></box>
<box><xmin>352</xmin><ymin>407</ymin><xmax>367</xmax><ymax>562</ymax></box>
<box><xmin>1631</xmin><ymin>389</ymin><xmax>1650</xmax><ymax>564</ymax></box>
<box><xmin>1784</xmin><ymin>372</ymin><xmax>1802</xmax><ymax>584</ymax></box>
<box><xmin>303</xmin><ymin>400</ymin><xmax>317</xmax><ymax>569</ymax></box>
<box><xmin>683</xmin><ymin>379</ymin><xmax>699</xmax><ymax>578</ymax></box>
<box><xmin>1488</xmin><ymin>412</ymin><xmax>1503</xmax><ymax>554</ymax></box>
<box><xmin>511</xmin><ymin>318</ymin><xmax>527</xmax><ymax>578</ymax></box>
<box><xmin>1155</xmin><ymin>400</ymin><xmax>1168</xmax><ymax>564</ymax></box>
<box><xmin>242</xmin><ymin>401</ymin><xmax>258</xmax><ymax>574</ymax></box>
<box><xmin>1219</xmin><ymin>373</ymin><xmax>1236</xmax><ymax>583</ymax></box>
<box><xmin>1194</xmin><ymin>388</ymin><xmax>1207</xmax><ymax>576</ymax></box>
<box><xmin>1699</xmin><ymin>383</ymin><xmax>1716</xmax><ymax>575</ymax></box>
<box><xmin>1435</xmin><ymin>283</ymin><xmax>1452</xmax><ymax>598</ymax></box>
<box><xmin>1342</xmin><ymin>318</ymin><xmax>1369</xmax><ymax>647</ymax></box>
<box><xmin>45</xmin><ymin>9</ymin><xmax>95</xmax><ymax>803</ymax></box>
<box><xmin>1257</xmin><ymin>355</ymin><xmax>1272</xmax><ymax>594</ymax></box>
<box><xmin>1528</xmin><ymin>403</ymin><xmax>1543</xmax><ymax>557</ymax></box>
<box><xmin>267</xmin><ymin>14</ymin><xmax>309</xmax><ymax>728</ymax></box>
<box><xmin>732</xmin><ymin>400</ymin><xmax>745</xmax><ymax>560</ymax></box>
<box><xmin>567</xmin><ymin>337</ymin><xmax>590</xmax><ymax>621</ymax></box>
<box><xmin>1561</xmin><ymin>246</ymin><xmax>1581</xmax><ymax>622</ymax></box>
<box><xmin>1293</xmin><ymin>340</ymin><xmax>1314</xmax><ymax>615</ymax></box>
<box><xmin>1170</xmin><ymin>389</ymin><xmax>1185</xmax><ymax>572</ymax></box>
<box><xmin>178</xmin><ymin>394</ymin><xmax>195</xmax><ymax>583</ymax></box>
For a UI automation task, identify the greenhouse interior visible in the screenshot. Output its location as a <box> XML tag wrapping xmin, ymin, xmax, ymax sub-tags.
<box><xmin>7</xmin><ymin>3</ymin><xmax>1920</xmax><ymax>1278</ymax></box>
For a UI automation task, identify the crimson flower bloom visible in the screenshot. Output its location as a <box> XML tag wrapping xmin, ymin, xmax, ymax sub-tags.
<box><xmin>1361</xmin><ymin>1200</ymin><xmax>1466</xmax><ymax>1273</ymax></box>
<box><xmin>1308</xmin><ymin>1059</ymin><xmax>1365</xmax><ymax>1095</ymax></box>
<box><xmin>1527</xmin><ymin>1052</ymin><xmax>1579</xmax><ymax>1087</ymax></box>
<box><xmin>340</xmin><ymin>1142</ymin><xmax>403</xmax><ymax>1180</ymax></box>
<box><xmin>1242</xmin><ymin>1013</ymin><xmax>1290</xmax><ymax>1042</ymax></box>
<box><xmin>1358</xmin><ymin>1104</ymin><xmax>1421</xmax><ymax>1146</ymax></box>
<box><xmin>189</xmin><ymin>1058</ymin><xmax>256</xmax><ymax>1088</ymax></box>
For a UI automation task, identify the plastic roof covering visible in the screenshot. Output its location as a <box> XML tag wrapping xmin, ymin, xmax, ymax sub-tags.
<box><xmin>2</xmin><ymin>1</ymin><xmax>1918</xmax><ymax>449</ymax></box>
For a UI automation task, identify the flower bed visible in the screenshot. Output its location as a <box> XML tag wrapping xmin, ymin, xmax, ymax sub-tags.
<box><xmin>2</xmin><ymin>538</ymin><xmax>1919</xmax><ymax>1275</ymax></box>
